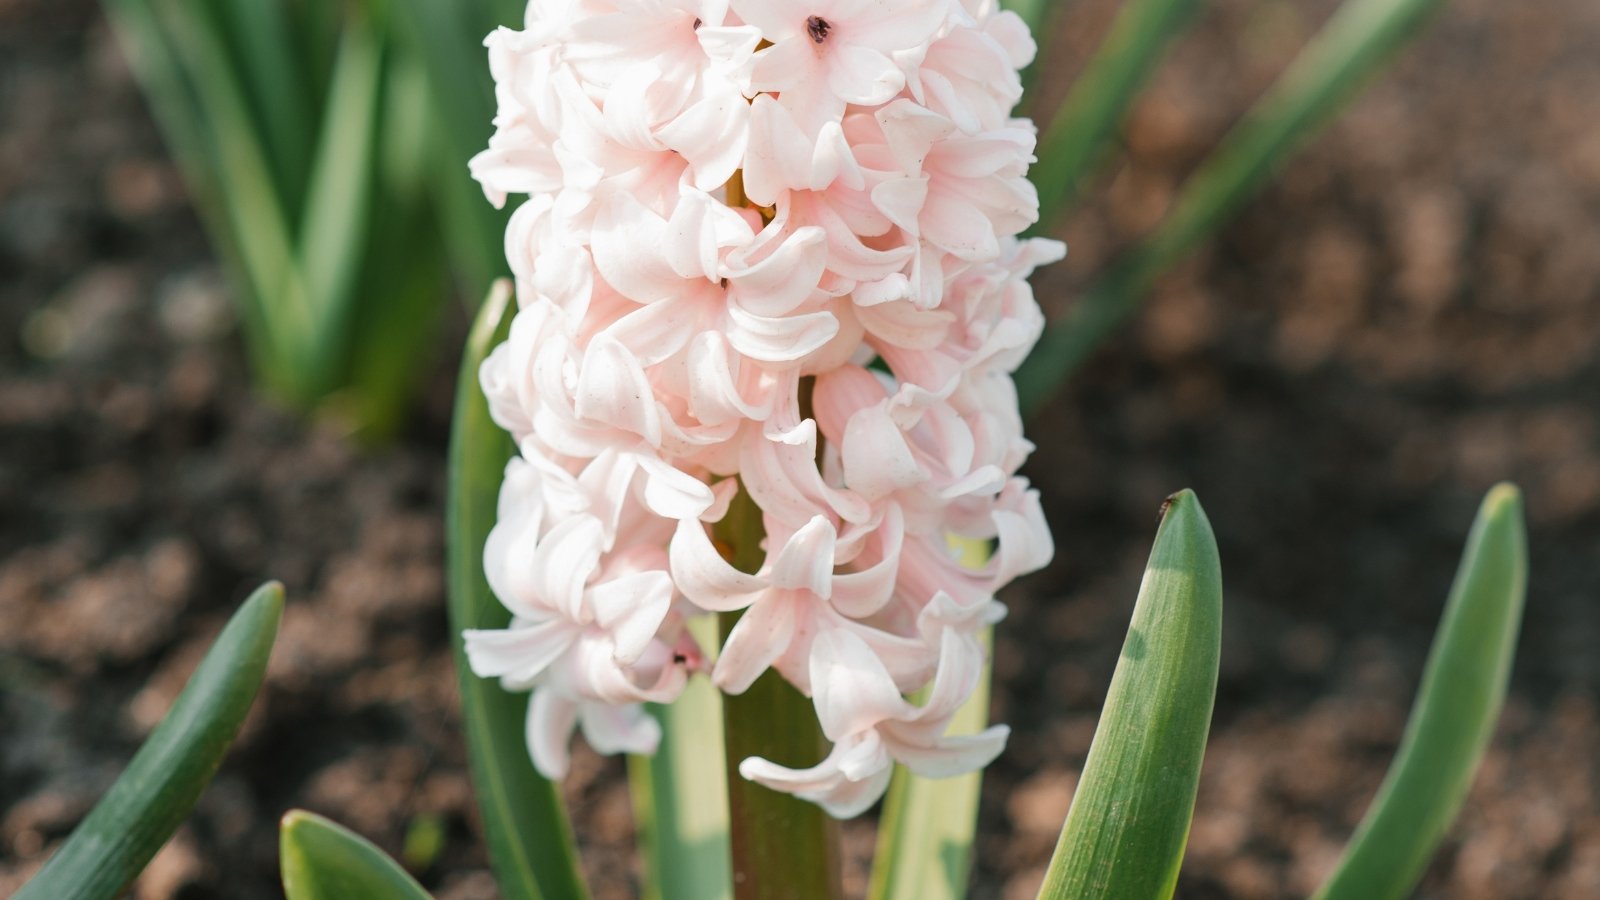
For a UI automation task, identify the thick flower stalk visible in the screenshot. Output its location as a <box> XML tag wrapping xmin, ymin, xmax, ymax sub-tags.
<box><xmin>466</xmin><ymin>0</ymin><xmax>1061</xmax><ymax>817</ymax></box>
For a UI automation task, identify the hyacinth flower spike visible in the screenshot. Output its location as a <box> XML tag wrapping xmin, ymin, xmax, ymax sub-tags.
<box><xmin>465</xmin><ymin>0</ymin><xmax>1060</xmax><ymax>819</ymax></box>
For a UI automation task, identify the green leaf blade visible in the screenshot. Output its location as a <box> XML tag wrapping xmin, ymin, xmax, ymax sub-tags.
<box><xmin>447</xmin><ymin>282</ymin><xmax>589</xmax><ymax>900</ymax></box>
<box><xmin>16</xmin><ymin>582</ymin><xmax>284</xmax><ymax>900</ymax></box>
<box><xmin>280</xmin><ymin>810</ymin><xmax>433</xmax><ymax>900</ymax></box>
<box><xmin>1314</xmin><ymin>484</ymin><xmax>1528</xmax><ymax>900</ymax></box>
<box><xmin>1038</xmin><ymin>490</ymin><xmax>1222</xmax><ymax>900</ymax></box>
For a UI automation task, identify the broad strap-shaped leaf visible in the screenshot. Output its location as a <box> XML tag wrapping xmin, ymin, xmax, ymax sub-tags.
<box><xmin>16</xmin><ymin>583</ymin><xmax>284</xmax><ymax>900</ymax></box>
<box><xmin>1032</xmin><ymin>0</ymin><xmax>1203</xmax><ymax>228</ymax></box>
<box><xmin>1314</xmin><ymin>484</ymin><xmax>1528</xmax><ymax>900</ymax></box>
<box><xmin>1038</xmin><ymin>490</ymin><xmax>1222</xmax><ymax>899</ymax></box>
<box><xmin>447</xmin><ymin>281</ymin><xmax>589</xmax><ymax>900</ymax></box>
<box><xmin>868</xmin><ymin>626</ymin><xmax>995</xmax><ymax>900</ymax></box>
<box><xmin>1018</xmin><ymin>0</ymin><xmax>1447</xmax><ymax>414</ymax></box>
<box><xmin>280</xmin><ymin>810</ymin><xmax>433</xmax><ymax>900</ymax></box>
<box><xmin>630</xmin><ymin>619</ymin><xmax>733</xmax><ymax>900</ymax></box>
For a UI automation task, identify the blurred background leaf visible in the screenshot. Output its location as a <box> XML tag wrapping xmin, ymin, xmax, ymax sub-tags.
<box><xmin>1030</xmin><ymin>0</ymin><xmax>1203</xmax><ymax>228</ymax></box>
<box><xmin>391</xmin><ymin>0</ymin><xmax>523</xmax><ymax>302</ymax></box>
<box><xmin>100</xmin><ymin>0</ymin><xmax>462</xmax><ymax>439</ymax></box>
<box><xmin>1020</xmin><ymin>0</ymin><xmax>1449</xmax><ymax>414</ymax></box>
<box><xmin>1002</xmin><ymin>0</ymin><xmax>1056</xmax><ymax>37</ymax></box>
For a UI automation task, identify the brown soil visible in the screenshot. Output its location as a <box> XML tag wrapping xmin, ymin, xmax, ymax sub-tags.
<box><xmin>2</xmin><ymin>0</ymin><xmax>1597</xmax><ymax>898</ymax></box>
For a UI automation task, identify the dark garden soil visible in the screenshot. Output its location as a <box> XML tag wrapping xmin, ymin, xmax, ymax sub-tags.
<box><xmin>3</xmin><ymin>0</ymin><xmax>1598</xmax><ymax>897</ymax></box>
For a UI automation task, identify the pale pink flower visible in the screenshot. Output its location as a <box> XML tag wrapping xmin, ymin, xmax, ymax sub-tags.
<box><xmin>463</xmin><ymin>456</ymin><xmax>704</xmax><ymax>776</ymax></box>
<box><xmin>735</xmin><ymin>0</ymin><xmax>950</xmax><ymax>133</ymax></box>
<box><xmin>740</xmin><ymin>611</ymin><xmax>1007</xmax><ymax>817</ymax></box>
<box><xmin>467</xmin><ymin>0</ymin><xmax>1059</xmax><ymax>807</ymax></box>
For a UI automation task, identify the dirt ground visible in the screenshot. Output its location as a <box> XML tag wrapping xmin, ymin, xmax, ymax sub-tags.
<box><xmin>2</xmin><ymin>0</ymin><xmax>1598</xmax><ymax>897</ymax></box>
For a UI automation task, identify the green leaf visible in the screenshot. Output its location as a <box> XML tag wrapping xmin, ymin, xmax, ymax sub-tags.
<box><xmin>208</xmin><ymin>0</ymin><xmax>315</xmax><ymax>212</ymax></box>
<box><xmin>1017</xmin><ymin>0</ymin><xmax>1446</xmax><ymax>414</ymax></box>
<box><xmin>447</xmin><ymin>281</ymin><xmax>589</xmax><ymax>900</ymax></box>
<box><xmin>1032</xmin><ymin>0</ymin><xmax>1203</xmax><ymax>228</ymax></box>
<box><xmin>16</xmin><ymin>583</ymin><xmax>284</xmax><ymax>900</ymax></box>
<box><xmin>121</xmin><ymin>0</ymin><xmax>320</xmax><ymax>400</ymax></box>
<box><xmin>280</xmin><ymin>810</ymin><xmax>433</xmax><ymax>900</ymax></box>
<box><xmin>1314</xmin><ymin>484</ymin><xmax>1528</xmax><ymax>900</ymax></box>
<box><xmin>868</xmin><ymin>626</ymin><xmax>995</xmax><ymax>900</ymax></box>
<box><xmin>629</xmin><ymin>619</ymin><xmax>733</xmax><ymax>900</ymax></box>
<box><xmin>326</xmin><ymin>40</ymin><xmax>450</xmax><ymax>442</ymax></box>
<box><xmin>1038</xmin><ymin>490</ymin><xmax>1222</xmax><ymax>900</ymax></box>
<box><xmin>716</xmin><ymin>485</ymin><xmax>843</xmax><ymax>900</ymax></box>
<box><xmin>390</xmin><ymin>0</ymin><xmax>519</xmax><ymax>302</ymax></box>
<box><xmin>296</xmin><ymin>13</ymin><xmax>386</xmax><ymax>392</ymax></box>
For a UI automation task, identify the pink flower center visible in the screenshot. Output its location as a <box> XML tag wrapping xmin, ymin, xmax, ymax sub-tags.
<box><xmin>806</xmin><ymin>15</ymin><xmax>831</xmax><ymax>44</ymax></box>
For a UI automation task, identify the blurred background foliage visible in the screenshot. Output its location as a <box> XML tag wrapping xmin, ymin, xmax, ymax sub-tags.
<box><xmin>100</xmin><ymin>0</ymin><xmax>523</xmax><ymax>439</ymax></box>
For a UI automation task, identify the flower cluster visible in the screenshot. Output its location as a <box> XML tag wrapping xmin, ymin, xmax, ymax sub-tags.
<box><xmin>466</xmin><ymin>0</ymin><xmax>1061</xmax><ymax>816</ymax></box>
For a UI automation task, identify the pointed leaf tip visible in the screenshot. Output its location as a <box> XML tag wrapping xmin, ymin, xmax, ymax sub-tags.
<box><xmin>255</xmin><ymin>579</ymin><xmax>286</xmax><ymax>615</ymax></box>
<box><xmin>15</xmin><ymin>580</ymin><xmax>283</xmax><ymax>900</ymax></box>
<box><xmin>1484</xmin><ymin>481</ymin><xmax>1522</xmax><ymax>515</ymax></box>
<box><xmin>280</xmin><ymin>809</ymin><xmax>433</xmax><ymax>900</ymax></box>
<box><xmin>1314</xmin><ymin>484</ymin><xmax>1527</xmax><ymax>900</ymax></box>
<box><xmin>1158</xmin><ymin>488</ymin><xmax>1196</xmax><ymax>521</ymax></box>
<box><xmin>1039</xmin><ymin>489</ymin><xmax>1221</xmax><ymax>899</ymax></box>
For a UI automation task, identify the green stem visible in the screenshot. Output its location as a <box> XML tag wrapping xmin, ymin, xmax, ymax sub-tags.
<box><xmin>715</xmin><ymin>485</ymin><xmax>843</xmax><ymax>900</ymax></box>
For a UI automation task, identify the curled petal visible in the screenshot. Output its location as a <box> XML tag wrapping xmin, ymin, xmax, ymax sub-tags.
<box><xmin>831</xmin><ymin>507</ymin><xmax>904</xmax><ymax>619</ymax></box>
<box><xmin>464</xmin><ymin>619</ymin><xmax>578</xmax><ymax>687</ymax></box>
<box><xmin>634</xmin><ymin>452</ymin><xmax>715</xmax><ymax>520</ymax></box>
<box><xmin>808</xmin><ymin>627</ymin><xmax>913</xmax><ymax>741</ymax></box>
<box><xmin>576</xmin><ymin>334</ymin><xmax>663</xmax><ymax>446</ymax></box>
<box><xmin>670</xmin><ymin>517</ymin><xmax>765</xmax><ymax>612</ymax></box>
<box><xmin>589</xmin><ymin>570</ymin><xmax>675</xmax><ymax>664</ymax></box>
<box><xmin>713</xmin><ymin>596</ymin><xmax>798</xmax><ymax>694</ymax></box>
<box><xmin>526</xmin><ymin>689</ymin><xmax>581</xmax><ymax>779</ymax></box>
<box><xmin>533</xmin><ymin>516</ymin><xmax>606</xmax><ymax>621</ymax></box>
<box><xmin>579</xmin><ymin>702</ymin><xmax>662</xmax><ymax>757</ymax></box>
<box><xmin>842</xmin><ymin>404</ymin><xmax>927</xmax><ymax>499</ymax></box>
<box><xmin>767</xmin><ymin>516</ymin><xmax>837</xmax><ymax>597</ymax></box>
<box><xmin>725</xmin><ymin>305</ymin><xmax>840</xmax><ymax>364</ymax></box>
<box><xmin>727</xmin><ymin>226</ymin><xmax>828</xmax><ymax>317</ymax></box>
<box><xmin>738</xmin><ymin>735</ymin><xmax>895</xmax><ymax>819</ymax></box>
<box><xmin>881</xmin><ymin>724</ymin><xmax>1010</xmax><ymax>779</ymax></box>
